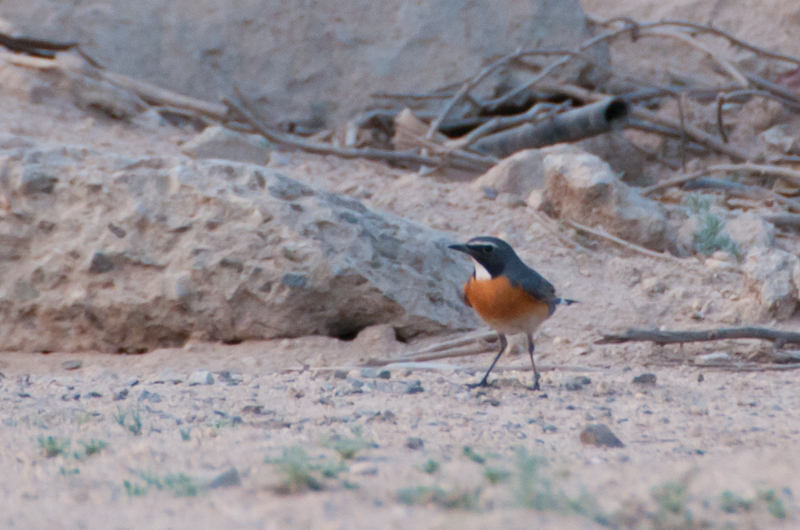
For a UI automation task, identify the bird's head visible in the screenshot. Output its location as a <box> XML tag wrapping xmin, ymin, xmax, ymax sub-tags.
<box><xmin>448</xmin><ymin>236</ymin><xmax>518</xmax><ymax>280</ymax></box>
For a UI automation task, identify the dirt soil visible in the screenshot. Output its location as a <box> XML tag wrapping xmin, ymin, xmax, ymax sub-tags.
<box><xmin>2</xmin><ymin>2</ymin><xmax>800</xmax><ymax>529</ymax></box>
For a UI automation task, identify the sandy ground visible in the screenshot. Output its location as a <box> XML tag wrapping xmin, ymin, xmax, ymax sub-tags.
<box><xmin>1</xmin><ymin>1</ymin><xmax>800</xmax><ymax>529</ymax></box>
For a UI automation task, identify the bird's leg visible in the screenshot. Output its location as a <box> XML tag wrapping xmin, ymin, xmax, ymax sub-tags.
<box><xmin>527</xmin><ymin>333</ymin><xmax>541</xmax><ymax>391</ymax></box>
<box><xmin>468</xmin><ymin>333</ymin><xmax>507</xmax><ymax>388</ymax></box>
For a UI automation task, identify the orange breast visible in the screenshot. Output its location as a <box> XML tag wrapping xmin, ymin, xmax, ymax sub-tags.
<box><xmin>463</xmin><ymin>276</ymin><xmax>550</xmax><ymax>334</ymax></box>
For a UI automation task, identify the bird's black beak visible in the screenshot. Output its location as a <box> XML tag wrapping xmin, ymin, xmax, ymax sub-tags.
<box><xmin>448</xmin><ymin>243</ymin><xmax>471</xmax><ymax>255</ymax></box>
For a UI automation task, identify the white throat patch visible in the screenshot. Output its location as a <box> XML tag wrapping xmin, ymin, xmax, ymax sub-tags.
<box><xmin>471</xmin><ymin>258</ymin><xmax>492</xmax><ymax>280</ymax></box>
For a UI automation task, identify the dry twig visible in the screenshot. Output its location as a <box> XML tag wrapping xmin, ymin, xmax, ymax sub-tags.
<box><xmin>597</xmin><ymin>327</ymin><xmax>800</xmax><ymax>346</ymax></box>
<box><xmin>566</xmin><ymin>219</ymin><xmax>685</xmax><ymax>263</ymax></box>
<box><xmin>224</xmin><ymin>96</ymin><xmax>491</xmax><ymax>171</ymax></box>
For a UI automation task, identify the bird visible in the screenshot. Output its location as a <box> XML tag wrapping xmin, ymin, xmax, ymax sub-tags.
<box><xmin>448</xmin><ymin>236</ymin><xmax>575</xmax><ymax>391</ymax></box>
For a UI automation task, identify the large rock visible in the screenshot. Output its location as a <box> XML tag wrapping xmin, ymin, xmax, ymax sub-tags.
<box><xmin>472</xmin><ymin>149</ymin><xmax>545</xmax><ymax>200</ymax></box>
<box><xmin>538</xmin><ymin>148</ymin><xmax>670</xmax><ymax>251</ymax></box>
<box><xmin>0</xmin><ymin>145</ymin><xmax>477</xmax><ymax>352</ymax></box>
<box><xmin>743</xmin><ymin>248</ymin><xmax>800</xmax><ymax>321</ymax></box>
<box><xmin>2</xmin><ymin>0</ymin><xmax>607</xmax><ymax>123</ymax></box>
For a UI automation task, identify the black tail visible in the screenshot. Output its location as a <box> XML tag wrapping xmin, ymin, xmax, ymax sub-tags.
<box><xmin>557</xmin><ymin>298</ymin><xmax>578</xmax><ymax>306</ymax></box>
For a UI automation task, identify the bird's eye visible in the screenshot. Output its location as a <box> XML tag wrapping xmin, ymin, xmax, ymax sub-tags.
<box><xmin>483</xmin><ymin>246</ymin><xmax>493</xmax><ymax>254</ymax></box>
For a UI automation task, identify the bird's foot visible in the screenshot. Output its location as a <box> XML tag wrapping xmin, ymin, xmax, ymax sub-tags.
<box><xmin>530</xmin><ymin>371</ymin><xmax>541</xmax><ymax>391</ymax></box>
<box><xmin>466</xmin><ymin>379</ymin><xmax>492</xmax><ymax>389</ymax></box>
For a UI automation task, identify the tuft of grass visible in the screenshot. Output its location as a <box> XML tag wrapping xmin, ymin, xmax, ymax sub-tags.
<box><xmin>514</xmin><ymin>449</ymin><xmax>604</xmax><ymax>522</ymax></box>
<box><xmin>59</xmin><ymin>466</ymin><xmax>80</xmax><ymax>476</ymax></box>
<box><xmin>123</xmin><ymin>480</ymin><xmax>148</xmax><ymax>497</ymax></box>
<box><xmin>180</xmin><ymin>428</ymin><xmax>191</xmax><ymax>442</ymax></box>
<box><xmin>650</xmin><ymin>481</ymin><xmax>695</xmax><ymax>529</ymax></box>
<box><xmin>463</xmin><ymin>446</ymin><xmax>486</xmax><ymax>464</ymax></box>
<box><xmin>270</xmin><ymin>446</ymin><xmax>325</xmax><ymax>493</ymax></box>
<box><xmin>683</xmin><ymin>193</ymin><xmax>741</xmax><ymax>258</ymax></box>
<box><xmin>76</xmin><ymin>411</ymin><xmax>99</xmax><ymax>427</ymax></box>
<box><xmin>39</xmin><ymin>436</ymin><xmax>70</xmax><ymax>458</ymax></box>
<box><xmin>80</xmin><ymin>439</ymin><xmax>108</xmax><ymax>457</ymax></box>
<box><xmin>112</xmin><ymin>407</ymin><xmax>126</xmax><ymax>427</ymax></box>
<box><xmin>324</xmin><ymin>426</ymin><xmax>374</xmax><ymax>460</ymax></box>
<box><xmin>137</xmin><ymin>472</ymin><xmax>198</xmax><ymax>497</ymax></box>
<box><xmin>128</xmin><ymin>408</ymin><xmax>143</xmax><ymax>435</ymax></box>
<box><xmin>422</xmin><ymin>459</ymin><xmax>440</xmax><ymax>475</ymax></box>
<box><xmin>114</xmin><ymin>406</ymin><xmax>143</xmax><ymax>436</ymax></box>
<box><xmin>397</xmin><ymin>485</ymin><xmax>482</xmax><ymax>510</ymax></box>
<box><xmin>721</xmin><ymin>490</ymin><xmax>754</xmax><ymax>514</ymax></box>
<box><xmin>759</xmin><ymin>489</ymin><xmax>787</xmax><ymax>520</ymax></box>
<box><xmin>484</xmin><ymin>466</ymin><xmax>511</xmax><ymax>485</ymax></box>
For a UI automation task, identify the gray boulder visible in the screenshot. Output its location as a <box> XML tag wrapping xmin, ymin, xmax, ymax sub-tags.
<box><xmin>3</xmin><ymin>0</ymin><xmax>607</xmax><ymax>123</ymax></box>
<box><xmin>0</xmin><ymin>147</ymin><xmax>477</xmax><ymax>352</ymax></box>
<box><xmin>539</xmin><ymin>148</ymin><xmax>670</xmax><ymax>251</ymax></box>
<box><xmin>743</xmin><ymin>248</ymin><xmax>799</xmax><ymax>321</ymax></box>
<box><xmin>472</xmin><ymin>149</ymin><xmax>545</xmax><ymax>202</ymax></box>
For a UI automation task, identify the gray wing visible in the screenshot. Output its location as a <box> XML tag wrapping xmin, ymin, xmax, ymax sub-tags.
<box><xmin>507</xmin><ymin>263</ymin><xmax>559</xmax><ymax>315</ymax></box>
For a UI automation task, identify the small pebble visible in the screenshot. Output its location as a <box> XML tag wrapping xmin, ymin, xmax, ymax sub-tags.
<box><xmin>333</xmin><ymin>370</ymin><xmax>349</xmax><ymax>380</ymax></box>
<box><xmin>360</xmin><ymin>367</ymin><xmax>380</xmax><ymax>378</ymax></box>
<box><xmin>580</xmin><ymin>424</ymin><xmax>625</xmax><ymax>448</ymax></box>
<box><xmin>188</xmin><ymin>370</ymin><xmax>214</xmax><ymax>386</ymax></box>
<box><xmin>350</xmin><ymin>462</ymin><xmax>379</xmax><ymax>476</ymax></box>
<box><xmin>405</xmin><ymin>437</ymin><xmax>424</xmax><ymax>450</ymax></box>
<box><xmin>405</xmin><ymin>381</ymin><xmax>424</xmax><ymax>394</ymax></box>
<box><xmin>697</xmin><ymin>374</ymin><xmax>704</xmax><ymax>383</ymax></box>
<box><xmin>63</xmin><ymin>360</ymin><xmax>82</xmax><ymax>371</ymax></box>
<box><xmin>632</xmin><ymin>373</ymin><xmax>657</xmax><ymax>385</ymax></box>
<box><xmin>139</xmin><ymin>390</ymin><xmax>162</xmax><ymax>403</ymax></box>
<box><xmin>209</xmin><ymin>468</ymin><xmax>241</xmax><ymax>489</ymax></box>
<box><xmin>113</xmin><ymin>389</ymin><xmax>129</xmax><ymax>401</ymax></box>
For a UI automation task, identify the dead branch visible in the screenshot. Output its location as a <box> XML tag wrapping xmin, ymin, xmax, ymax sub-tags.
<box><xmin>0</xmin><ymin>32</ymin><xmax>78</xmax><ymax>58</ymax></box>
<box><xmin>744</xmin><ymin>73</ymin><xmax>800</xmax><ymax>106</ymax></box>
<box><xmin>596</xmin><ymin>18</ymin><xmax>800</xmax><ymax>66</ymax></box>
<box><xmin>762</xmin><ymin>213</ymin><xmax>800</xmax><ymax>229</ymax></box>
<box><xmin>634</xmin><ymin>29</ymin><xmax>748</xmax><ymax>87</ymax></box>
<box><xmin>709</xmin><ymin>163</ymin><xmax>800</xmax><ymax>187</ymax></box>
<box><xmin>100</xmin><ymin>71</ymin><xmax>228</xmax><ymax>119</ymax></box>
<box><xmin>566</xmin><ymin>219</ymin><xmax>687</xmax><ymax>263</ymax></box>
<box><xmin>597</xmin><ymin>327</ymin><xmax>800</xmax><ymax>346</ymax></box>
<box><xmin>446</xmin><ymin>101</ymin><xmax>567</xmax><ymax>150</ymax></box>
<box><xmin>391</xmin><ymin>108</ymin><xmax>497</xmax><ymax>170</ymax></box>
<box><xmin>631</xmin><ymin>106</ymin><xmax>749</xmax><ymax>161</ymax></box>
<box><xmin>642</xmin><ymin>169</ymin><xmax>711</xmax><ymax>195</ymax></box>
<box><xmin>225</xmin><ymin>96</ymin><xmax>493</xmax><ymax>172</ymax></box>
<box><xmin>470</xmin><ymin>98</ymin><xmax>629</xmax><ymax>158</ymax></box>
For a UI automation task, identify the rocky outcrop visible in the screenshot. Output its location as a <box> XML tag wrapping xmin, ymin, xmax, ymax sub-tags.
<box><xmin>0</xmin><ymin>144</ymin><xmax>477</xmax><ymax>352</ymax></box>
<box><xmin>2</xmin><ymin>0</ymin><xmax>607</xmax><ymax>123</ymax></box>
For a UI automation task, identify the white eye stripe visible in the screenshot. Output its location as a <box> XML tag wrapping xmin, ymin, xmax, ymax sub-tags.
<box><xmin>471</xmin><ymin>258</ymin><xmax>492</xmax><ymax>280</ymax></box>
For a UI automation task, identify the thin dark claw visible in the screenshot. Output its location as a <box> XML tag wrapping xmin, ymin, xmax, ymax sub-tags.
<box><xmin>531</xmin><ymin>371</ymin><xmax>541</xmax><ymax>391</ymax></box>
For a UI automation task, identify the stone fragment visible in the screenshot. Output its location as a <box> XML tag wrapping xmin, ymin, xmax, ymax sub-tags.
<box><xmin>579</xmin><ymin>424</ymin><xmax>625</xmax><ymax>448</ymax></box>
<box><xmin>632</xmin><ymin>373</ymin><xmax>657</xmax><ymax>385</ymax></box>
<box><xmin>726</xmin><ymin>211</ymin><xmax>774</xmax><ymax>253</ymax></box>
<box><xmin>539</xmin><ymin>148</ymin><xmax>669</xmax><ymax>250</ymax></box>
<box><xmin>743</xmin><ymin>248</ymin><xmax>800</xmax><ymax>320</ymax></box>
<box><xmin>405</xmin><ymin>437</ymin><xmax>424</xmax><ymax>450</ymax></box>
<box><xmin>188</xmin><ymin>370</ymin><xmax>215</xmax><ymax>386</ymax></box>
<box><xmin>63</xmin><ymin>360</ymin><xmax>81</xmax><ymax>370</ymax></box>
<box><xmin>181</xmin><ymin>126</ymin><xmax>272</xmax><ymax>166</ymax></box>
